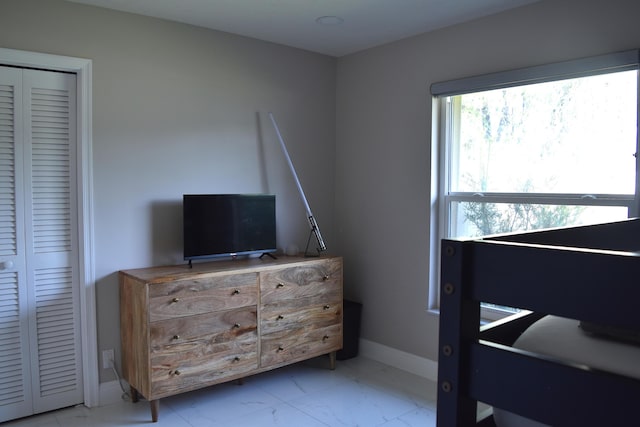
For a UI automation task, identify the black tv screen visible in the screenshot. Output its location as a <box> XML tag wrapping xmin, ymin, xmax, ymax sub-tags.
<box><xmin>183</xmin><ymin>194</ymin><xmax>276</xmax><ymax>261</ymax></box>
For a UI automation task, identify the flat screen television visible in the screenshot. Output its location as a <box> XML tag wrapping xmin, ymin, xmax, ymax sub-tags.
<box><xmin>183</xmin><ymin>194</ymin><xmax>277</xmax><ymax>262</ymax></box>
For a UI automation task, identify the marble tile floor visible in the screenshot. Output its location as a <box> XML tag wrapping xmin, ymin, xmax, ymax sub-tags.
<box><xmin>4</xmin><ymin>356</ymin><xmax>438</xmax><ymax>427</ymax></box>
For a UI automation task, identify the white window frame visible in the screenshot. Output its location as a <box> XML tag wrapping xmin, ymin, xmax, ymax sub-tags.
<box><xmin>428</xmin><ymin>49</ymin><xmax>640</xmax><ymax>319</ymax></box>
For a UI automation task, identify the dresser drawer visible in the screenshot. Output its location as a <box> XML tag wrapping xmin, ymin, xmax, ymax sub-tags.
<box><xmin>149</xmin><ymin>272</ymin><xmax>258</xmax><ymax>321</ymax></box>
<box><xmin>150</xmin><ymin>307</ymin><xmax>257</xmax><ymax>351</ymax></box>
<box><xmin>261</xmin><ymin>297</ymin><xmax>341</xmax><ymax>335</ymax></box>
<box><xmin>260</xmin><ymin>258</ymin><xmax>342</xmax><ymax>304</ymax></box>
<box><xmin>261</xmin><ymin>323</ymin><xmax>342</xmax><ymax>367</ymax></box>
<box><xmin>151</xmin><ymin>338</ymin><xmax>258</xmax><ymax>398</ymax></box>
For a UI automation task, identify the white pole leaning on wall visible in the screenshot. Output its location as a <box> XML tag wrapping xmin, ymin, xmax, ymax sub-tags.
<box><xmin>268</xmin><ymin>112</ymin><xmax>327</xmax><ymax>256</ymax></box>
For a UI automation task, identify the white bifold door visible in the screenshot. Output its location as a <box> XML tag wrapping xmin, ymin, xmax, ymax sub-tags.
<box><xmin>0</xmin><ymin>66</ymin><xmax>83</xmax><ymax>422</ymax></box>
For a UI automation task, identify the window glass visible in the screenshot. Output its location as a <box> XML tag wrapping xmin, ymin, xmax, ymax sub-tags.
<box><xmin>449</xmin><ymin>201</ymin><xmax>628</xmax><ymax>239</ymax></box>
<box><xmin>451</xmin><ymin>71</ymin><xmax>637</xmax><ymax>196</ymax></box>
<box><xmin>445</xmin><ymin>70</ymin><xmax>637</xmax><ymax>241</ymax></box>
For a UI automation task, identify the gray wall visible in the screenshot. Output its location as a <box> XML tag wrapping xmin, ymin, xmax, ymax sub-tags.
<box><xmin>0</xmin><ymin>0</ymin><xmax>336</xmax><ymax>383</ymax></box>
<box><xmin>335</xmin><ymin>0</ymin><xmax>640</xmax><ymax>362</ymax></box>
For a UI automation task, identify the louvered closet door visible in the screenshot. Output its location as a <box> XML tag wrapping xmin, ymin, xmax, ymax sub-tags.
<box><xmin>0</xmin><ymin>64</ymin><xmax>31</xmax><ymax>423</ymax></box>
<box><xmin>0</xmin><ymin>66</ymin><xmax>82</xmax><ymax>422</ymax></box>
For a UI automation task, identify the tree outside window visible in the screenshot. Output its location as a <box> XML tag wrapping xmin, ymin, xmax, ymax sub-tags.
<box><xmin>446</xmin><ymin>70</ymin><xmax>637</xmax><ymax>240</ymax></box>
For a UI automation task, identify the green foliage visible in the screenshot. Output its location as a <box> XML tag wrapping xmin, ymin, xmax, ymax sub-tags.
<box><xmin>463</xmin><ymin>201</ymin><xmax>584</xmax><ymax>237</ymax></box>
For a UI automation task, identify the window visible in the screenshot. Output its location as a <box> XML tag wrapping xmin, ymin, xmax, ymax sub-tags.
<box><xmin>430</xmin><ymin>50</ymin><xmax>640</xmax><ymax>317</ymax></box>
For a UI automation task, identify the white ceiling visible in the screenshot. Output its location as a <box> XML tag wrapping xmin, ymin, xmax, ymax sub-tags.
<box><xmin>66</xmin><ymin>0</ymin><xmax>539</xmax><ymax>57</ymax></box>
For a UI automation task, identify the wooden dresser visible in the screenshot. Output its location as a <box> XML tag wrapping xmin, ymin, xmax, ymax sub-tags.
<box><xmin>119</xmin><ymin>256</ymin><xmax>343</xmax><ymax>422</ymax></box>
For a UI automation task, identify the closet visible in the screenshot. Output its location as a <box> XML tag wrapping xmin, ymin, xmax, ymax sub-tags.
<box><xmin>0</xmin><ymin>66</ymin><xmax>83</xmax><ymax>422</ymax></box>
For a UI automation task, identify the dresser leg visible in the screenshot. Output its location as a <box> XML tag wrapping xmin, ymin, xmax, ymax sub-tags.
<box><xmin>130</xmin><ymin>386</ymin><xmax>139</xmax><ymax>403</ymax></box>
<box><xmin>150</xmin><ymin>400</ymin><xmax>159</xmax><ymax>422</ymax></box>
<box><xmin>329</xmin><ymin>351</ymin><xmax>337</xmax><ymax>370</ymax></box>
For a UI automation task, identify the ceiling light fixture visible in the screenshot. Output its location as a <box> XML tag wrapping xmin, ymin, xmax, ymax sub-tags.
<box><xmin>315</xmin><ymin>15</ymin><xmax>344</xmax><ymax>25</ymax></box>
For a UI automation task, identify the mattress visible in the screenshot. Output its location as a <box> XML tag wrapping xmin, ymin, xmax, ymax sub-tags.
<box><xmin>493</xmin><ymin>315</ymin><xmax>640</xmax><ymax>427</ymax></box>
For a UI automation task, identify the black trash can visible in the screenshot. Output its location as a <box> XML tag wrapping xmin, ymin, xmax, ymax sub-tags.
<box><xmin>337</xmin><ymin>299</ymin><xmax>362</xmax><ymax>360</ymax></box>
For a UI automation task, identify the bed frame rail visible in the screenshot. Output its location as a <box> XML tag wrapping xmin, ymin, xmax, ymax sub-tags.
<box><xmin>469</xmin><ymin>340</ymin><xmax>640</xmax><ymax>425</ymax></box>
<box><xmin>437</xmin><ymin>227</ymin><xmax>640</xmax><ymax>426</ymax></box>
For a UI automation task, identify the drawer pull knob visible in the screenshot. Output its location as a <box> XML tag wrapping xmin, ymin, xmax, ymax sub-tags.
<box><xmin>173</xmin><ymin>369</ymin><xmax>181</xmax><ymax>376</ymax></box>
<box><xmin>277</xmin><ymin>346</ymin><xmax>284</xmax><ymax>352</ymax></box>
<box><xmin>323</xmin><ymin>305</ymin><xmax>331</xmax><ymax>310</ymax></box>
<box><xmin>171</xmin><ymin>297</ymin><xmax>180</xmax><ymax>304</ymax></box>
<box><xmin>276</xmin><ymin>283</ymin><xmax>284</xmax><ymax>288</ymax></box>
<box><xmin>276</xmin><ymin>315</ymin><xmax>284</xmax><ymax>320</ymax></box>
<box><xmin>323</xmin><ymin>275</ymin><xmax>329</xmax><ymax>281</ymax></box>
<box><xmin>232</xmin><ymin>289</ymin><xmax>240</xmax><ymax>295</ymax></box>
<box><xmin>322</xmin><ymin>335</ymin><xmax>330</xmax><ymax>342</ymax></box>
<box><xmin>233</xmin><ymin>357</ymin><xmax>240</xmax><ymax>362</ymax></box>
<box><xmin>172</xmin><ymin>335</ymin><xmax>180</xmax><ymax>340</ymax></box>
<box><xmin>233</xmin><ymin>323</ymin><xmax>240</xmax><ymax>329</ymax></box>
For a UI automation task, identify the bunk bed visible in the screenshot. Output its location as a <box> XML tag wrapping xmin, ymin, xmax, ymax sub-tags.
<box><xmin>436</xmin><ymin>218</ymin><xmax>640</xmax><ymax>426</ymax></box>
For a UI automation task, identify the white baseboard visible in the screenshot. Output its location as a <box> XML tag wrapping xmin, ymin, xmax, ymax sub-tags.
<box><xmin>358</xmin><ymin>338</ymin><xmax>438</xmax><ymax>382</ymax></box>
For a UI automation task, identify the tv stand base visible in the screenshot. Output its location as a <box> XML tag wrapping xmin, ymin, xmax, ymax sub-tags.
<box><xmin>259</xmin><ymin>252</ymin><xmax>277</xmax><ymax>260</ymax></box>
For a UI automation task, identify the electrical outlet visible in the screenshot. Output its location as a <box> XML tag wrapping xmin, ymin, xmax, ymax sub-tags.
<box><xmin>102</xmin><ymin>349</ymin><xmax>114</xmax><ymax>369</ymax></box>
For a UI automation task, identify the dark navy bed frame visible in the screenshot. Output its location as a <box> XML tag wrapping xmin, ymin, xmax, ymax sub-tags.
<box><xmin>437</xmin><ymin>218</ymin><xmax>640</xmax><ymax>426</ymax></box>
